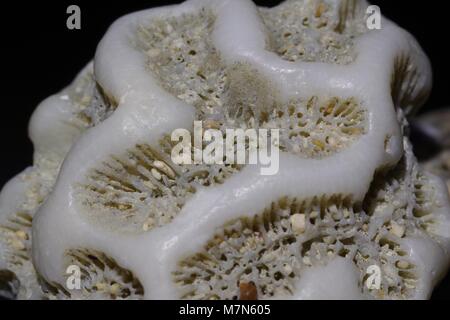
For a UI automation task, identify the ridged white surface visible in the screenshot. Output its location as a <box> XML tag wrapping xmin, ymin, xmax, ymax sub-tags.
<box><xmin>0</xmin><ymin>0</ymin><xmax>444</xmax><ymax>299</ymax></box>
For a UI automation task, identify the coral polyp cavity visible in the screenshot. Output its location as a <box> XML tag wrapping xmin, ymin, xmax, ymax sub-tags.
<box><xmin>1</xmin><ymin>0</ymin><xmax>449</xmax><ymax>300</ymax></box>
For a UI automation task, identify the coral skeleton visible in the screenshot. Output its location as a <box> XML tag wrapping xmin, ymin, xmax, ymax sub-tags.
<box><xmin>1</xmin><ymin>0</ymin><xmax>449</xmax><ymax>300</ymax></box>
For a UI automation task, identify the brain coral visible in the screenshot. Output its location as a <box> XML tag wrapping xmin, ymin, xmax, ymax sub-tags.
<box><xmin>1</xmin><ymin>0</ymin><xmax>449</xmax><ymax>300</ymax></box>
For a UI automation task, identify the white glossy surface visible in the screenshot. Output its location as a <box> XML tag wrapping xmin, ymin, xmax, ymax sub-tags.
<box><xmin>0</xmin><ymin>0</ymin><xmax>445</xmax><ymax>299</ymax></box>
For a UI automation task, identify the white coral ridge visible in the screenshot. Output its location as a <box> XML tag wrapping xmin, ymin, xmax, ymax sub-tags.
<box><xmin>1</xmin><ymin>0</ymin><xmax>449</xmax><ymax>300</ymax></box>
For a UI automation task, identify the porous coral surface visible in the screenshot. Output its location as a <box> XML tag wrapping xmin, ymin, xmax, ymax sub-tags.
<box><xmin>1</xmin><ymin>0</ymin><xmax>449</xmax><ymax>300</ymax></box>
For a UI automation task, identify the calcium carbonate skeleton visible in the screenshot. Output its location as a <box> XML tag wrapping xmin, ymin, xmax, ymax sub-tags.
<box><xmin>0</xmin><ymin>0</ymin><xmax>449</xmax><ymax>300</ymax></box>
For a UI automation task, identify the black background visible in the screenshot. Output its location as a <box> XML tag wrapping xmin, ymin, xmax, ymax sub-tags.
<box><xmin>1</xmin><ymin>0</ymin><xmax>449</xmax><ymax>299</ymax></box>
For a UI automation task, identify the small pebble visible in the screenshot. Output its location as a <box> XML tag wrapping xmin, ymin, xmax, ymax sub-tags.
<box><xmin>291</xmin><ymin>214</ymin><xmax>306</xmax><ymax>234</ymax></box>
<box><xmin>390</xmin><ymin>221</ymin><xmax>405</xmax><ymax>238</ymax></box>
<box><xmin>151</xmin><ymin>168</ymin><xmax>162</xmax><ymax>181</ymax></box>
<box><xmin>239</xmin><ymin>282</ymin><xmax>258</xmax><ymax>300</ymax></box>
<box><xmin>396</xmin><ymin>260</ymin><xmax>410</xmax><ymax>269</ymax></box>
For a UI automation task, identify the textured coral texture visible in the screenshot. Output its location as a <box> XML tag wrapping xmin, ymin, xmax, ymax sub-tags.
<box><xmin>0</xmin><ymin>0</ymin><xmax>449</xmax><ymax>300</ymax></box>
